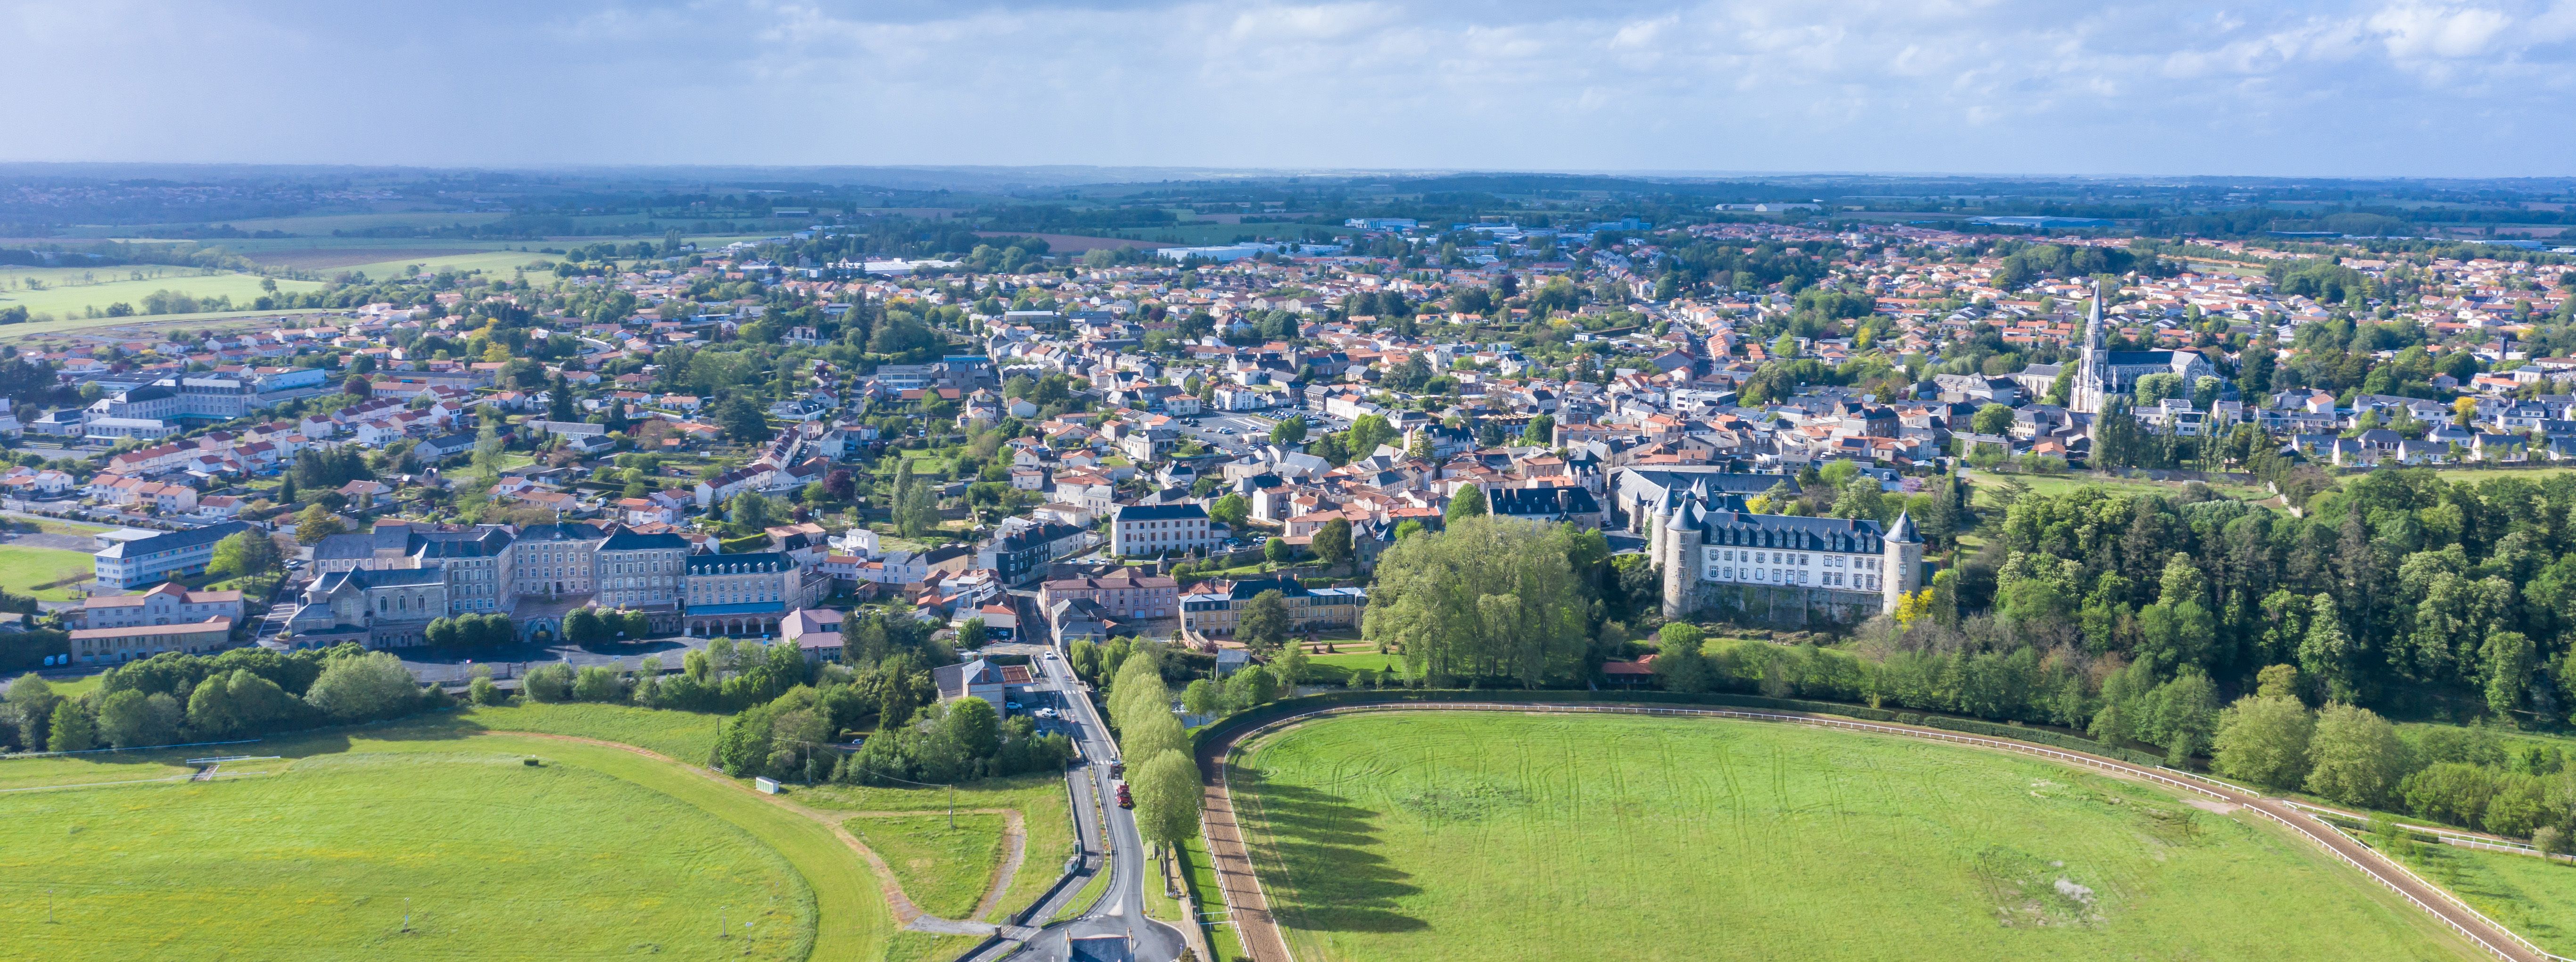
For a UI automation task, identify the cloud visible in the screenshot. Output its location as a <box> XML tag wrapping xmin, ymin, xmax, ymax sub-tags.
<box><xmin>0</xmin><ymin>0</ymin><xmax>2571</xmax><ymax>175</ymax></box>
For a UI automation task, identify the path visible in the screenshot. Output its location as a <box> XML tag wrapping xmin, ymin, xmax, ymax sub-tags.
<box><xmin>1194</xmin><ymin>701</ymin><xmax>2557</xmax><ymax>962</ymax></box>
<box><xmin>493</xmin><ymin>731</ymin><xmax>1027</xmax><ymax>937</ymax></box>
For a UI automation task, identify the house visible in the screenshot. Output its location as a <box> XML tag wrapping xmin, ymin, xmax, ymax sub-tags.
<box><xmin>1486</xmin><ymin>485</ymin><xmax>1605</xmax><ymax>529</ymax></box>
<box><xmin>1178</xmin><ymin>577</ymin><xmax>1366</xmax><ymax>637</ymax></box>
<box><xmin>782</xmin><ymin>607</ymin><xmax>845</xmax><ymax>662</ymax></box>
<box><xmin>932</xmin><ymin>657</ymin><xmax>1033</xmax><ymax>707</ymax></box>
<box><xmin>74</xmin><ymin>582</ymin><xmax>246</xmax><ymax>631</ymax></box>
<box><xmin>1109</xmin><ymin>502</ymin><xmax>1216</xmax><ymax>557</ymax></box>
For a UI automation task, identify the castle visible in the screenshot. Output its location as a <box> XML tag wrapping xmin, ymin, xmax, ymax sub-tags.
<box><xmin>1643</xmin><ymin>477</ymin><xmax>1923</xmax><ymax>627</ymax></box>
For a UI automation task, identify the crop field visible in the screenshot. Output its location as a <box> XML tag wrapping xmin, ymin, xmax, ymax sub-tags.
<box><xmin>0</xmin><ymin>543</ymin><xmax>100</xmax><ymax>599</ymax></box>
<box><xmin>0</xmin><ymin>266</ymin><xmax>326</xmax><ymax>322</ymax></box>
<box><xmin>0</xmin><ymin>705</ymin><xmax>906</xmax><ymax>960</ymax></box>
<box><xmin>1229</xmin><ymin>712</ymin><xmax>2484</xmax><ymax>962</ymax></box>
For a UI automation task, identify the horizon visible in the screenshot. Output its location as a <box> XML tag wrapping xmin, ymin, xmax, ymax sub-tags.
<box><xmin>9</xmin><ymin>1</ymin><xmax>2576</xmax><ymax>176</ymax></box>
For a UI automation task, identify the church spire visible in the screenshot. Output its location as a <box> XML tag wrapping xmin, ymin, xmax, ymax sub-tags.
<box><xmin>2072</xmin><ymin>276</ymin><xmax>2108</xmax><ymax>415</ymax></box>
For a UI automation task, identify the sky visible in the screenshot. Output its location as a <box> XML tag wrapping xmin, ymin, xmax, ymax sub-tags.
<box><xmin>9</xmin><ymin>0</ymin><xmax>2576</xmax><ymax>177</ymax></box>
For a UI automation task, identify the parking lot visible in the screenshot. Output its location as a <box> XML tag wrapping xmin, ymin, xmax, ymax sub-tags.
<box><xmin>1178</xmin><ymin>405</ymin><xmax>1353</xmax><ymax>457</ymax></box>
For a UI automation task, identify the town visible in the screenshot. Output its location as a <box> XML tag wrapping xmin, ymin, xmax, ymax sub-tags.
<box><xmin>6</xmin><ymin>165</ymin><xmax>2576</xmax><ymax>962</ymax></box>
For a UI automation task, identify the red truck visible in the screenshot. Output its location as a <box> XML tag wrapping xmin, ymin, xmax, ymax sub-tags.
<box><xmin>1115</xmin><ymin>783</ymin><xmax>1133</xmax><ymax>808</ymax></box>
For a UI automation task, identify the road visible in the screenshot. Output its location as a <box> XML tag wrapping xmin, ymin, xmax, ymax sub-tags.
<box><xmin>1004</xmin><ymin>647</ymin><xmax>1186</xmax><ymax>962</ymax></box>
<box><xmin>1197</xmin><ymin>700</ymin><xmax>2559</xmax><ymax>962</ymax></box>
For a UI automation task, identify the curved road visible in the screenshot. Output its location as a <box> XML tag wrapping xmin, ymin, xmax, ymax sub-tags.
<box><xmin>1195</xmin><ymin>700</ymin><xmax>2558</xmax><ymax>962</ymax></box>
<box><xmin>1008</xmin><ymin>652</ymin><xmax>1187</xmax><ymax>962</ymax></box>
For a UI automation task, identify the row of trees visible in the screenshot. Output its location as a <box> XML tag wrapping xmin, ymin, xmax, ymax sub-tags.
<box><xmin>1105</xmin><ymin>649</ymin><xmax>1206</xmax><ymax>861</ymax></box>
<box><xmin>1</xmin><ymin>646</ymin><xmax>434</xmax><ymax>753</ymax></box>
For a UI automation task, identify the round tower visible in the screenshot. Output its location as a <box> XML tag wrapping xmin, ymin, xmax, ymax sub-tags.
<box><xmin>1882</xmin><ymin>509</ymin><xmax>1924</xmax><ymax>614</ymax></box>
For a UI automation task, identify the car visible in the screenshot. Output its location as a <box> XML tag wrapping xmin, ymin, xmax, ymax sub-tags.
<box><xmin>1035</xmin><ymin>707</ymin><xmax>1058</xmax><ymax>719</ymax></box>
<box><xmin>1005</xmin><ymin>701</ymin><xmax>1023</xmax><ymax>712</ymax></box>
<box><xmin>1111</xmin><ymin>761</ymin><xmax>1127</xmax><ymax>778</ymax></box>
<box><xmin>1115</xmin><ymin>783</ymin><xmax>1133</xmax><ymax>808</ymax></box>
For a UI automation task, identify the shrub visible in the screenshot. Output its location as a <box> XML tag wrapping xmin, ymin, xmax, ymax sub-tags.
<box><xmin>304</xmin><ymin>652</ymin><xmax>425</xmax><ymax>722</ymax></box>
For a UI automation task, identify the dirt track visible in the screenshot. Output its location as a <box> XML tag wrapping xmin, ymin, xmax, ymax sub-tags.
<box><xmin>1193</xmin><ymin>702</ymin><xmax>2554</xmax><ymax>962</ymax></box>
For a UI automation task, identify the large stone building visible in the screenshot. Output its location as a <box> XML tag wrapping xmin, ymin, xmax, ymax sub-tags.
<box><xmin>2071</xmin><ymin>278</ymin><xmax>2217</xmax><ymax>415</ymax></box>
<box><xmin>92</xmin><ymin>521</ymin><xmax>254</xmax><ymax>589</ymax></box>
<box><xmin>1644</xmin><ymin>478</ymin><xmax>1922</xmax><ymax>627</ymax></box>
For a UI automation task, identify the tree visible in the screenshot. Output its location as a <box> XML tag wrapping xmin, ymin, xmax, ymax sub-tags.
<box><xmin>294</xmin><ymin>504</ymin><xmax>348</xmax><ymax>545</ymax></box>
<box><xmin>2134</xmin><ymin>373</ymin><xmax>2186</xmax><ymax>407</ymax></box>
<box><xmin>1130</xmin><ymin>749</ymin><xmax>1202</xmax><ymax>850</ymax></box>
<box><xmin>1314</xmin><ymin>518</ymin><xmax>1353</xmax><ymax>568</ymax></box>
<box><xmin>96</xmin><ymin>689</ymin><xmax>182</xmax><ymax>749</ymax></box>
<box><xmin>1366</xmin><ymin>516</ymin><xmax>1591</xmax><ymax>687</ymax></box>
<box><xmin>1652</xmin><ymin>623</ymin><xmax>1712</xmax><ymax>693</ymax></box>
<box><xmin>1971</xmin><ymin>403</ymin><xmax>2015</xmax><ymax>436</ymax></box>
<box><xmin>622</xmin><ymin>609</ymin><xmax>652</xmax><ymax>640</ymax></box>
<box><xmin>186</xmin><ymin>669</ymin><xmax>299</xmax><ymax>737</ymax></box>
<box><xmin>1263</xmin><ymin>537</ymin><xmax>1292</xmax><ymax>563</ymax></box>
<box><xmin>47</xmin><ymin>700</ymin><xmax>94</xmax><ymax>752</ymax></box>
<box><xmin>1239</xmin><ymin>589</ymin><xmax>1292</xmax><ymax>651</ymax></box>
<box><xmin>716</xmin><ymin>396</ymin><xmax>772</xmax><ymax>443</ymax></box>
<box><xmin>424</xmin><ymin>617</ymin><xmax>459</xmax><ymax>648</ymax></box>
<box><xmin>2305</xmin><ymin>702</ymin><xmax>2411</xmax><ymax>809</ymax></box>
<box><xmin>304</xmin><ymin>652</ymin><xmax>423</xmax><ymax>722</ymax></box>
<box><xmin>206</xmin><ymin>531</ymin><xmax>281</xmax><ymax>580</ymax></box>
<box><xmin>1523</xmin><ymin>414</ymin><xmax>1554</xmax><ymax>446</ymax></box>
<box><xmin>958</xmin><ymin>617</ymin><xmax>988</xmax><ymax>649</ymax></box>
<box><xmin>940</xmin><ymin>696</ymin><xmax>1001</xmax><ymax>758</ymax></box>
<box><xmin>1182</xmin><ymin>678</ymin><xmax>1224</xmax><ymax>716</ymax></box>
<box><xmin>547</xmin><ymin>372</ymin><xmax>576</xmax><ymax>422</ymax></box>
<box><xmin>897</xmin><ymin>477</ymin><xmax>939</xmax><ymax>538</ymax></box>
<box><xmin>1208</xmin><ymin>494</ymin><xmax>1250</xmax><ymax>529</ymax></box>
<box><xmin>1119</xmin><ymin>701</ymin><xmax>1189</xmax><ymax>764</ymax></box>
<box><xmin>2213</xmin><ymin>695</ymin><xmax>2315</xmax><ymax>790</ymax></box>
<box><xmin>1446</xmin><ymin>485</ymin><xmax>1487</xmax><ymax>521</ymax></box>
<box><xmin>1346</xmin><ymin>414</ymin><xmax>1395</xmax><ymax>456</ymax></box>
<box><xmin>564</xmin><ymin>607</ymin><xmax>607</xmax><ymax>646</ymax></box>
<box><xmin>1269</xmin><ymin>416</ymin><xmax>1307</xmax><ymax>447</ymax></box>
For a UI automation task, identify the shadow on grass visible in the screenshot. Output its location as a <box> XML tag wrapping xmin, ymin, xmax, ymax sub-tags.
<box><xmin>1236</xmin><ymin>772</ymin><xmax>1426</xmax><ymax>934</ymax></box>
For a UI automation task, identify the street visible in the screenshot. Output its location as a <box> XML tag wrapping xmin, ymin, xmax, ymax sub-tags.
<box><xmin>1000</xmin><ymin>645</ymin><xmax>1187</xmax><ymax>962</ymax></box>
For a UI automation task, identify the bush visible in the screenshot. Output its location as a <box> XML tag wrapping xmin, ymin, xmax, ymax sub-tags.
<box><xmin>571</xmin><ymin>665</ymin><xmax>627</xmax><ymax>702</ymax></box>
<box><xmin>522</xmin><ymin>663</ymin><xmax>575</xmax><ymax>703</ymax></box>
<box><xmin>304</xmin><ymin>652</ymin><xmax>426</xmax><ymax>722</ymax></box>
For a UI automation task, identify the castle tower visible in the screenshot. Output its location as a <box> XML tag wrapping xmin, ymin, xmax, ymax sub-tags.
<box><xmin>2071</xmin><ymin>277</ymin><xmax>2108</xmax><ymax>414</ymax></box>
<box><xmin>1660</xmin><ymin>506</ymin><xmax>1701</xmax><ymax>622</ymax></box>
<box><xmin>1882</xmin><ymin>510</ymin><xmax>1924</xmax><ymax>614</ymax></box>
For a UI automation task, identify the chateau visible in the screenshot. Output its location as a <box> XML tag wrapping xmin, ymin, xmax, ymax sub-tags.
<box><xmin>1640</xmin><ymin>476</ymin><xmax>1923</xmax><ymax>627</ymax></box>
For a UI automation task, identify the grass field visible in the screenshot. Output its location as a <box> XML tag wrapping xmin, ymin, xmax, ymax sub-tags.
<box><xmin>0</xmin><ymin>543</ymin><xmax>99</xmax><ymax>599</ymax></box>
<box><xmin>0</xmin><ymin>266</ymin><xmax>325</xmax><ymax>323</ymax></box>
<box><xmin>0</xmin><ymin>705</ymin><xmax>904</xmax><ymax>960</ymax></box>
<box><xmin>800</xmin><ymin>771</ymin><xmax>1075</xmax><ymax>923</ymax></box>
<box><xmin>455</xmin><ymin>702</ymin><xmax>727</xmax><ymax>764</ymax></box>
<box><xmin>1230</xmin><ymin>712</ymin><xmax>2484</xmax><ymax>962</ymax></box>
<box><xmin>0</xmin><ymin>731</ymin><xmax>820</xmax><ymax>960</ymax></box>
<box><xmin>2388</xmin><ymin>839</ymin><xmax>2576</xmax><ymax>955</ymax></box>
<box><xmin>1965</xmin><ymin>470</ymin><xmax>2273</xmax><ymax>511</ymax></box>
<box><xmin>1178</xmin><ymin>833</ymin><xmax>1252</xmax><ymax>961</ymax></box>
<box><xmin>848</xmin><ymin>813</ymin><xmax>1008</xmax><ymax>920</ymax></box>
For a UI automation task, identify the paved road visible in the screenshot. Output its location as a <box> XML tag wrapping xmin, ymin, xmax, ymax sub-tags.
<box><xmin>1197</xmin><ymin>700</ymin><xmax>2557</xmax><ymax>962</ymax></box>
<box><xmin>1006</xmin><ymin>648</ymin><xmax>1186</xmax><ymax>962</ymax></box>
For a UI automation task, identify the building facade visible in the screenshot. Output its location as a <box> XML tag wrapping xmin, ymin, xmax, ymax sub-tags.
<box><xmin>1109</xmin><ymin>503</ymin><xmax>1216</xmax><ymax>557</ymax></box>
<box><xmin>1179</xmin><ymin>577</ymin><xmax>1365</xmax><ymax>637</ymax></box>
<box><xmin>1646</xmin><ymin>482</ymin><xmax>1922</xmax><ymax>627</ymax></box>
<box><xmin>92</xmin><ymin>521</ymin><xmax>253</xmax><ymax>589</ymax></box>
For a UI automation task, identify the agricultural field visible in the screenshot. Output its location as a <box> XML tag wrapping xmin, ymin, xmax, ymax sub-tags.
<box><xmin>0</xmin><ymin>266</ymin><xmax>325</xmax><ymax>322</ymax></box>
<box><xmin>0</xmin><ymin>543</ymin><xmax>100</xmax><ymax>600</ymax></box>
<box><xmin>1229</xmin><ymin>712</ymin><xmax>2486</xmax><ymax>962</ymax></box>
<box><xmin>0</xmin><ymin>704</ymin><xmax>919</xmax><ymax>960</ymax></box>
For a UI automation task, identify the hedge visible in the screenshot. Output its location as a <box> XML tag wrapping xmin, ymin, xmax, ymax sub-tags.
<box><xmin>1191</xmin><ymin>689</ymin><xmax>2166</xmax><ymax>768</ymax></box>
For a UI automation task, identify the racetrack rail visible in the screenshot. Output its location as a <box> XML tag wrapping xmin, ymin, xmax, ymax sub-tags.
<box><xmin>1194</xmin><ymin>700</ymin><xmax>2562</xmax><ymax>962</ymax></box>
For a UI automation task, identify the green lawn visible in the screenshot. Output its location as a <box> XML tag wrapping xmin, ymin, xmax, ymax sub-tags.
<box><xmin>798</xmin><ymin>771</ymin><xmax>1075</xmax><ymax>923</ymax></box>
<box><xmin>2386</xmin><ymin>839</ymin><xmax>2576</xmax><ymax>955</ymax></box>
<box><xmin>1966</xmin><ymin>470</ymin><xmax>2273</xmax><ymax>511</ymax></box>
<box><xmin>1229</xmin><ymin>712</ymin><xmax>2485</xmax><ymax>962</ymax></box>
<box><xmin>848</xmin><ymin>814</ymin><xmax>1008</xmax><ymax>920</ymax></box>
<box><xmin>458</xmin><ymin>701</ymin><xmax>726</xmax><ymax>763</ymax></box>
<box><xmin>0</xmin><ymin>730</ymin><xmax>821</xmax><ymax>960</ymax></box>
<box><xmin>0</xmin><ymin>705</ymin><xmax>906</xmax><ymax>960</ymax></box>
<box><xmin>0</xmin><ymin>543</ymin><xmax>99</xmax><ymax>600</ymax></box>
<box><xmin>1179</xmin><ymin>834</ymin><xmax>1252</xmax><ymax>961</ymax></box>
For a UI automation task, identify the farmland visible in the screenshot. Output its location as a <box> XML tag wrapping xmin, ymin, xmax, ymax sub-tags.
<box><xmin>0</xmin><ymin>705</ymin><xmax>900</xmax><ymax>961</ymax></box>
<box><xmin>0</xmin><ymin>266</ymin><xmax>325</xmax><ymax>322</ymax></box>
<box><xmin>1229</xmin><ymin>712</ymin><xmax>2484</xmax><ymax>962</ymax></box>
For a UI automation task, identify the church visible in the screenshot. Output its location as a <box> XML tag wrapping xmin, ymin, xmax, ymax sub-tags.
<box><xmin>2070</xmin><ymin>279</ymin><xmax>2219</xmax><ymax>414</ymax></box>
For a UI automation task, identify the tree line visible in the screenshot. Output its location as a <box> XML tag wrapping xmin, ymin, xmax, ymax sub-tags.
<box><xmin>1</xmin><ymin>645</ymin><xmax>436</xmax><ymax>752</ymax></box>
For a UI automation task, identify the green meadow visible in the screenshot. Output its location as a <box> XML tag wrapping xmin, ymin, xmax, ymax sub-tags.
<box><xmin>1228</xmin><ymin>712</ymin><xmax>2485</xmax><ymax>962</ymax></box>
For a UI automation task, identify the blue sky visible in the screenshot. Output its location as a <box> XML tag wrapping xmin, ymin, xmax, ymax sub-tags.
<box><xmin>10</xmin><ymin>0</ymin><xmax>2576</xmax><ymax>176</ymax></box>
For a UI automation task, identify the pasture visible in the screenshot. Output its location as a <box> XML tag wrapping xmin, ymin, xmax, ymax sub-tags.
<box><xmin>0</xmin><ymin>543</ymin><xmax>101</xmax><ymax>600</ymax></box>
<box><xmin>0</xmin><ymin>704</ymin><xmax>903</xmax><ymax>960</ymax></box>
<box><xmin>0</xmin><ymin>266</ymin><xmax>325</xmax><ymax>323</ymax></box>
<box><xmin>1229</xmin><ymin>712</ymin><xmax>2485</xmax><ymax>962</ymax></box>
<box><xmin>2390</xmin><ymin>840</ymin><xmax>2576</xmax><ymax>955</ymax></box>
<box><xmin>848</xmin><ymin>813</ymin><xmax>1009</xmax><ymax>920</ymax></box>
